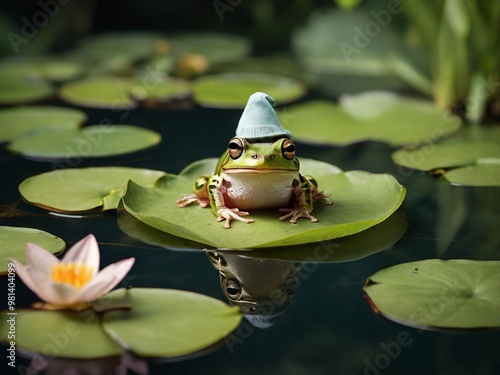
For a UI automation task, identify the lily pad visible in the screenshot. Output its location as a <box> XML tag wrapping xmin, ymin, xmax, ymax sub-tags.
<box><xmin>193</xmin><ymin>73</ymin><xmax>306</xmax><ymax>109</ymax></box>
<box><xmin>443</xmin><ymin>158</ymin><xmax>500</xmax><ymax>187</ymax></box>
<box><xmin>59</xmin><ymin>77</ymin><xmax>138</xmax><ymax>109</ymax></box>
<box><xmin>168</xmin><ymin>32</ymin><xmax>250</xmax><ymax>65</ymax></box>
<box><xmin>392</xmin><ymin>141</ymin><xmax>500</xmax><ymax>171</ymax></box>
<box><xmin>73</xmin><ymin>32</ymin><xmax>169</xmax><ymax>62</ymax></box>
<box><xmin>130</xmin><ymin>77</ymin><xmax>192</xmax><ymax>103</ymax></box>
<box><xmin>0</xmin><ymin>78</ymin><xmax>55</xmax><ymax>105</ymax></box>
<box><xmin>278</xmin><ymin>92</ymin><xmax>462</xmax><ymax>146</ymax></box>
<box><xmin>0</xmin><ymin>309</ymin><xmax>121</xmax><ymax>358</ymax></box>
<box><xmin>0</xmin><ymin>106</ymin><xmax>86</xmax><ymax>143</ymax></box>
<box><xmin>0</xmin><ymin>59</ymin><xmax>84</xmax><ymax>82</ymax></box>
<box><xmin>122</xmin><ymin>158</ymin><xmax>405</xmax><ymax>249</ymax></box>
<box><xmin>19</xmin><ymin>167</ymin><xmax>165</xmax><ymax>213</ymax></box>
<box><xmin>364</xmin><ymin>259</ymin><xmax>500</xmax><ymax>330</ymax></box>
<box><xmin>101</xmin><ymin>288</ymin><xmax>242</xmax><ymax>358</ymax></box>
<box><xmin>8</xmin><ymin>125</ymin><xmax>161</xmax><ymax>160</ymax></box>
<box><xmin>0</xmin><ymin>226</ymin><xmax>65</xmax><ymax>274</ymax></box>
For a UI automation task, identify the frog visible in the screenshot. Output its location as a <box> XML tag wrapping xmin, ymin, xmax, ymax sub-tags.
<box><xmin>176</xmin><ymin>92</ymin><xmax>331</xmax><ymax>228</ymax></box>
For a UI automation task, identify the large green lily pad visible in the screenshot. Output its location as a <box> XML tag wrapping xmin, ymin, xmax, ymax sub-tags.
<box><xmin>8</xmin><ymin>125</ymin><xmax>161</xmax><ymax>160</ymax></box>
<box><xmin>119</xmin><ymin>207</ymin><xmax>407</xmax><ymax>262</ymax></box>
<box><xmin>0</xmin><ymin>106</ymin><xmax>86</xmax><ymax>143</ymax></box>
<box><xmin>364</xmin><ymin>259</ymin><xmax>500</xmax><ymax>330</ymax></box>
<box><xmin>101</xmin><ymin>288</ymin><xmax>242</xmax><ymax>358</ymax></box>
<box><xmin>0</xmin><ymin>309</ymin><xmax>122</xmax><ymax>358</ymax></box>
<box><xmin>19</xmin><ymin>167</ymin><xmax>165</xmax><ymax>213</ymax></box>
<box><xmin>193</xmin><ymin>73</ymin><xmax>306</xmax><ymax>108</ymax></box>
<box><xmin>0</xmin><ymin>226</ymin><xmax>65</xmax><ymax>274</ymax></box>
<box><xmin>278</xmin><ymin>92</ymin><xmax>461</xmax><ymax>146</ymax></box>
<box><xmin>122</xmin><ymin>158</ymin><xmax>405</xmax><ymax>249</ymax></box>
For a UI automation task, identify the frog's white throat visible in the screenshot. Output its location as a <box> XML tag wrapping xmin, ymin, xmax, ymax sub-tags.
<box><xmin>221</xmin><ymin>169</ymin><xmax>297</xmax><ymax>210</ymax></box>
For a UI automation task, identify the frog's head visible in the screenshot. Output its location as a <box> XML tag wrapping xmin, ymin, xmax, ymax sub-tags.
<box><xmin>221</xmin><ymin>137</ymin><xmax>300</xmax><ymax>172</ymax></box>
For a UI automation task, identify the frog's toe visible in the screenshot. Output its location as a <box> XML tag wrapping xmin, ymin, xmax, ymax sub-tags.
<box><xmin>176</xmin><ymin>194</ymin><xmax>209</xmax><ymax>208</ymax></box>
<box><xmin>217</xmin><ymin>207</ymin><xmax>254</xmax><ymax>229</ymax></box>
<box><xmin>313</xmin><ymin>191</ymin><xmax>333</xmax><ymax>205</ymax></box>
<box><xmin>279</xmin><ymin>207</ymin><xmax>318</xmax><ymax>223</ymax></box>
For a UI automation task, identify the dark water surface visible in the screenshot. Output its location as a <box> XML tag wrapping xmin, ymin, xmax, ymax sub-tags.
<box><xmin>1</xmin><ymin>102</ymin><xmax>499</xmax><ymax>375</ymax></box>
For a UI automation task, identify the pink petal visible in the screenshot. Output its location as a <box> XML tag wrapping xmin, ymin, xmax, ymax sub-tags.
<box><xmin>26</xmin><ymin>243</ymin><xmax>60</xmax><ymax>275</ymax></box>
<box><xmin>62</xmin><ymin>234</ymin><xmax>100</xmax><ymax>274</ymax></box>
<box><xmin>23</xmin><ymin>266</ymin><xmax>70</xmax><ymax>305</ymax></box>
<box><xmin>10</xmin><ymin>259</ymin><xmax>39</xmax><ymax>295</ymax></box>
<box><xmin>79</xmin><ymin>257</ymin><xmax>135</xmax><ymax>302</ymax></box>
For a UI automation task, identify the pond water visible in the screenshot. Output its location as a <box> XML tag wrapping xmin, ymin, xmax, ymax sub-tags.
<box><xmin>1</xmin><ymin>100</ymin><xmax>499</xmax><ymax>375</ymax></box>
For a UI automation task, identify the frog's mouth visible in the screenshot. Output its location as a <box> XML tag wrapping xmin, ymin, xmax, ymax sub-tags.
<box><xmin>223</xmin><ymin>168</ymin><xmax>296</xmax><ymax>174</ymax></box>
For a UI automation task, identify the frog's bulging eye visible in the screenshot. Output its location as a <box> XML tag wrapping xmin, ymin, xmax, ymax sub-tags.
<box><xmin>224</xmin><ymin>279</ymin><xmax>242</xmax><ymax>300</ymax></box>
<box><xmin>228</xmin><ymin>138</ymin><xmax>244</xmax><ymax>159</ymax></box>
<box><xmin>282</xmin><ymin>139</ymin><xmax>296</xmax><ymax>160</ymax></box>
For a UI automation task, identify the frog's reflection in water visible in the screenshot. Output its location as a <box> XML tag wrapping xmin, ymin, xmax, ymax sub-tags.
<box><xmin>206</xmin><ymin>250</ymin><xmax>301</xmax><ymax>328</ymax></box>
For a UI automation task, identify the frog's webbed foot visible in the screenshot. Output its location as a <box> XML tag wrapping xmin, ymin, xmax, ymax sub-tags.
<box><xmin>313</xmin><ymin>191</ymin><xmax>333</xmax><ymax>205</ymax></box>
<box><xmin>217</xmin><ymin>207</ymin><xmax>254</xmax><ymax>229</ymax></box>
<box><xmin>279</xmin><ymin>207</ymin><xmax>318</xmax><ymax>224</ymax></box>
<box><xmin>176</xmin><ymin>194</ymin><xmax>210</xmax><ymax>208</ymax></box>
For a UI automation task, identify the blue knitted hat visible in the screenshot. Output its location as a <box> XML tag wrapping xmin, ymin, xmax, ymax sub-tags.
<box><xmin>235</xmin><ymin>92</ymin><xmax>292</xmax><ymax>140</ymax></box>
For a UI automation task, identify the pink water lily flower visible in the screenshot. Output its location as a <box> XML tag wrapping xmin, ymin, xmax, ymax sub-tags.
<box><xmin>12</xmin><ymin>234</ymin><xmax>135</xmax><ymax>309</ymax></box>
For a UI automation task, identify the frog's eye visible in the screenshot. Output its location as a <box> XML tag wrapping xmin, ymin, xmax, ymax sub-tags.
<box><xmin>281</xmin><ymin>139</ymin><xmax>296</xmax><ymax>160</ymax></box>
<box><xmin>228</xmin><ymin>138</ymin><xmax>244</xmax><ymax>159</ymax></box>
<box><xmin>224</xmin><ymin>279</ymin><xmax>242</xmax><ymax>300</ymax></box>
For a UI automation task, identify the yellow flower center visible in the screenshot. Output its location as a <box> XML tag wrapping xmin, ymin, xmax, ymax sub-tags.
<box><xmin>51</xmin><ymin>263</ymin><xmax>94</xmax><ymax>289</ymax></box>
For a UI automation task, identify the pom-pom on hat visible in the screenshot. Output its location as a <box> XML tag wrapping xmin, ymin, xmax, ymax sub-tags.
<box><xmin>235</xmin><ymin>92</ymin><xmax>292</xmax><ymax>140</ymax></box>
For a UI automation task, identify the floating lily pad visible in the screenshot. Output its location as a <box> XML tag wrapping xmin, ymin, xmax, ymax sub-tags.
<box><xmin>101</xmin><ymin>288</ymin><xmax>242</xmax><ymax>358</ymax></box>
<box><xmin>168</xmin><ymin>33</ymin><xmax>250</xmax><ymax>65</ymax></box>
<box><xmin>59</xmin><ymin>77</ymin><xmax>138</xmax><ymax>109</ymax></box>
<box><xmin>0</xmin><ymin>59</ymin><xmax>84</xmax><ymax>82</ymax></box>
<box><xmin>19</xmin><ymin>167</ymin><xmax>165</xmax><ymax>213</ymax></box>
<box><xmin>130</xmin><ymin>77</ymin><xmax>192</xmax><ymax>103</ymax></box>
<box><xmin>8</xmin><ymin>125</ymin><xmax>161</xmax><ymax>160</ymax></box>
<box><xmin>279</xmin><ymin>92</ymin><xmax>461</xmax><ymax>146</ymax></box>
<box><xmin>443</xmin><ymin>158</ymin><xmax>500</xmax><ymax>187</ymax></box>
<box><xmin>193</xmin><ymin>73</ymin><xmax>306</xmax><ymax>108</ymax></box>
<box><xmin>0</xmin><ymin>106</ymin><xmax>86</xmax><ymax>143</ymax></box>
<box><xmin>0</xmin><ymin>78</ymin><xmax>55</xmax><ymax>105</ymax></box>
<box><xmin>0</xmin><ymin>226</ymin><xmax>65</xmax><ymax>274</ymax></box>
<box><xmin>364</xmin><ymin>259</ymin><xmax>500</xmax><ymax>330</ymax></box>
<box><xmin>0</xmin><ymin>309</ymin><xmax>121</xmax><ymax>358</ymax></box>
<box><xmin>392</xmin><ymin>141</ymin><xmax>500</xmax><ymax>171</ymax></box>
<box><xmin>122</xmin><ymin>158</ymin><xmax>405</xmax><ymax>249</ymax></box>
<box><xmin>74</xmin><ymin>32</ymin><xmax>169</xmax><ymax>62</ymax></box>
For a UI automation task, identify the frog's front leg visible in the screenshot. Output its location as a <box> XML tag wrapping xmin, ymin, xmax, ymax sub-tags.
<box><xmin>176</xmin><ymin>176</ymin><xmax>211</xmax><ymax>208</ymax></box>
<box><xmin>279</xmin><ymin>174</ymin><xmax>331</xmax><ymax>224</ymax></box>
<box><xmin>209</xmin><ymin>176</ymin><xmax>254</xmax><ymax>229</ymax></box>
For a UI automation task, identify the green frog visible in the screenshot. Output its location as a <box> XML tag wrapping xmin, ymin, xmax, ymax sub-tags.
<box><xmin>176</xmin><ymin>92</ymin><xmax>331</xmax><ymax>228</ymax></box>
